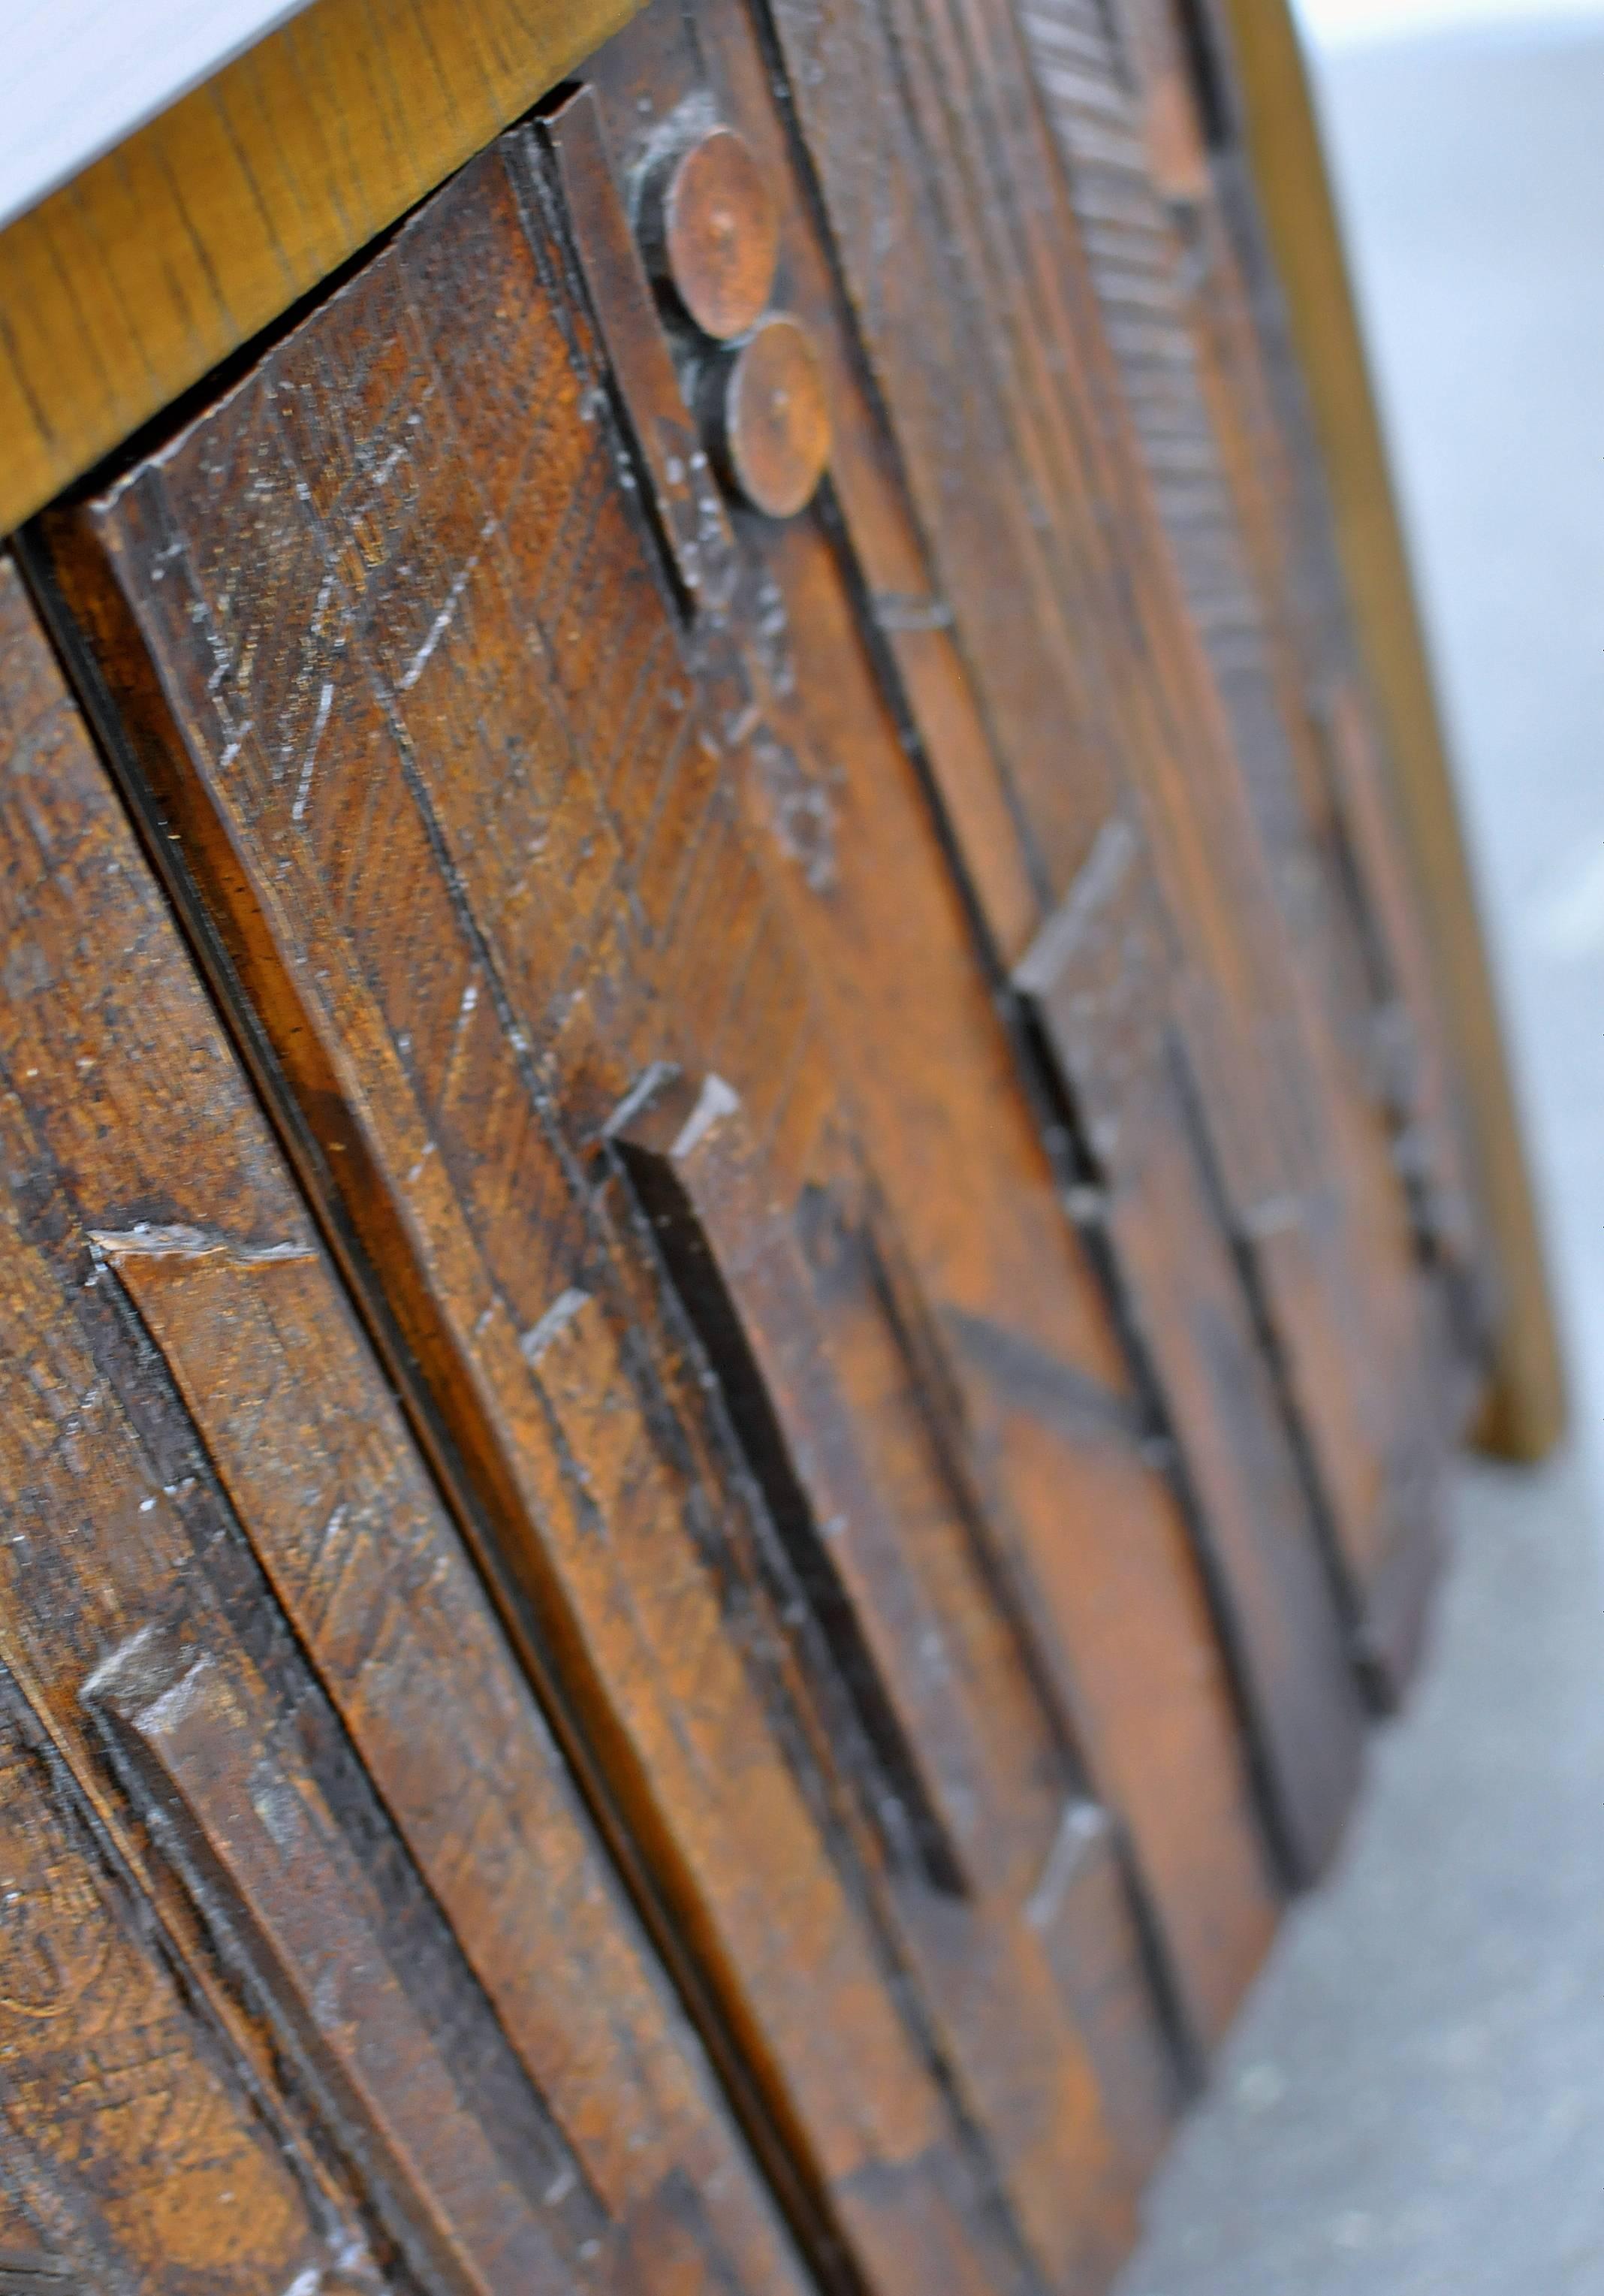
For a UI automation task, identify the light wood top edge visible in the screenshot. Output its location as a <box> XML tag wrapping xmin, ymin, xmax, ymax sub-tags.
<box><xmin>0</xmin><ymin>0</ymin><xmax>641</xmax><ymax>538</ymax></box>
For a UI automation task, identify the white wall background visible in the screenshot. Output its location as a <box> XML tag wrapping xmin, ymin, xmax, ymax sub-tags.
<box><xmin>1296</xmin><ymin>0</ymin><xmax>1604</xmax><ymax>44</ymax></box>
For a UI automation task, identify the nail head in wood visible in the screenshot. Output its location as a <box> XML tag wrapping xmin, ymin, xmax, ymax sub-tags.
<box><xmin>663</xmin><ymin>125</ymin><xmax>779</xmax><ymax>340</ymax></box>
<box><xmin>722</xmin><ymin>313</ymin><xmax>831</xmax><ymax>518</ymax></box>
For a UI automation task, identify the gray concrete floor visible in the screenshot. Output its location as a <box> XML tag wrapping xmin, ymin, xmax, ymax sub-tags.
<box><xmin>1118</xmin><ymin>23</ymin><xmax>1604</xmax><ymax>2291</ymax></box>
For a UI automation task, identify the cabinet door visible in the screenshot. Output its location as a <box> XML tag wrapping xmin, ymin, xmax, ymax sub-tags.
<box><xmin>743</xmin><ymin>0</ymin><xmax>1481</xmax><ymax>1688</ymax></box>
<box><xmin>1021</xmin><ymin>0</ymin><xmax>1488</xmax><ymax>1471</ymax></box>
<box><xmin>0</xmin><ymin>553</ymin><xmax>805</xmax><ymax>2294</ymax></box>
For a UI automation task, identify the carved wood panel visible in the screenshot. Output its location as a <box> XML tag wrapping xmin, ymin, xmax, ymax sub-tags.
<box><xmin>0</xmin><ymin>552</ymin><xmax>805</xmax><ymax>2294</ymax></box>
<box><xmin>745</xmin><ymin>0</ymin><xmax>1479</xmax><ymax>1689</ymax></box>
<box><xmin>0</xmin><ymin>0</ymin><xmax>1494</xmax><ymax>2285</ymax></box>
<box><xmin>35</xmin><ymin>110</ymin><xmax>1211</xmax><ymax>2284</ymax></box>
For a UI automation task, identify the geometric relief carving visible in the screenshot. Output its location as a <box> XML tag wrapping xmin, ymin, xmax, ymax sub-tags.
<box><xmin>1017</xmin><ymin>828</ymin><xmax>1366</xmax><ymax>1883</ymax></box>
<box><xmin>615</xmin><ymin>1067</ymin><xmax>966</xmax><ymax>1897</ymax></box>
<box><xmin>84</xmin><ymin>1627</ymin><xmax>603</xmax><ymax>2296</ymax></box>
<box><xmin>0</xmin><ymin>1671</ymin><xmax>348</xmax><ymax>2294</ymax></box>
<box><xmin>0</xmin><ymin>1770</ymin><xmax>110</xmax><ymax>2026</ymax></box>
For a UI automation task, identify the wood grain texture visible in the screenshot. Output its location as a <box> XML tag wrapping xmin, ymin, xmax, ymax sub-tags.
<box><xmin>572</xmin><ymin>13</ymin><xmax>1283</xmax><ymax>2039</ymax></box>
<box><xmin>757</xmin><ymin>0</ymin><xmax>1464</xmax><ymax>1694</ymax></box>
<box><xmin>2</xmin><ymin>0</ymin><xmax>1523</xmax><ymax>2276</ymax></box>
<box><xmin>617</xmin><ymin>1070</ymin><xmax>976</xmax><ymax>1901</ymax></box>
<box><xmin>1019</xmin><ymin>0</ymin><xmax>1465</xmax><ymax>1250</ymax></box>
<box><xmin>697</xmin><ymin>0</ymin><xmax>1404</xmax><ymax>1736</ymax></box>
<box><xmin>1015</xmin><ymin>821</ymin><xmax>1364</xmax><ymax>1879</ymax></box>
<box><xmin>1209</xmin><ymin>0</ymin><xmax>1566</xmax><ymax>1462</ymax></box>
<box><xmin>0</xmin><ymin>550</ymin><xmax>807</xmax><ymax>2294</ymax></box>
<box><xmin>0</xmin><ymin>0</ymin><xmax>1551</xmax><ymax>1511</ymax></box>
<box><xmin>30</xmin><ymin>89</ymin><xmax>1296</xmax><ymax>2283</ymax></box>
<box><xmin>86</xmin><ymin>1625</ymin><xmax>598</xmax><ymax>2296</ymax></box>
<box><xmin>1108</xmin><ymin>0</ymin><xmax>1491</xmax><ymax>1363</ymax></box>
<box><xmin>1015</xmin><ymin>0</ymin><xmax>1491</xmax><ymax>1676</ymax></box>
<box><xmin>0</xmin><ymin>0</ymin><xmax>639</xmax><ymax>540</ymax></box>
<box><xmin>0</xmin><ymin>1668</ymin><xmax>354</xmax><ymax>2294</ymax></box>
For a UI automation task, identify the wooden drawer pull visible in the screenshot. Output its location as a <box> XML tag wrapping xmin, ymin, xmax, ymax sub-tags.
<box><xmin>720</xmin><ymin>314</ymin><xmax>832</xmax><ymax>519</ymax></box>
<box><xmin>656</xmin><ymin>125</ymin><xmax>779</xmax><ymax>340</ymax></box>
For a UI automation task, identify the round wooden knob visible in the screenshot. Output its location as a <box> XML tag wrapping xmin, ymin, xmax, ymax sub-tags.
<box><xmin>722</xmin><ymin>315</ymin><xmax>831</xmax><ymax>519</ymax></box>
<box><xmin>662</xmin><ymin>127</ymin><xmax>778</xmax><ymax>342</ymax></box>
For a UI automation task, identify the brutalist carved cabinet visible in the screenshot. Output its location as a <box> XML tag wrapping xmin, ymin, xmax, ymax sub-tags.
<box><xmin>0</xmin><ymin>0</ymin><xmax>1559</xmax><ymax>2288</ymax></box>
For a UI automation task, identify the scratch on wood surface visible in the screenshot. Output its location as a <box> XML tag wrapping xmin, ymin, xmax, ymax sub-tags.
<box><xmin>1025</xmin><ymin>1800</ymin><xmax>1110</xmax><ymax>1934</ymax></box>
<box><xmin>520</xmin><ymin>1287</ymin><xmax>593</xmax><ymax>1365</ymax></box>
<box><xmin>396</xmin><ymin>520</ymin><xmax>498</xmax><ymax>692</ymax></box>
<box><xmin>89</xmin><ymin>1225</ymin><xmax>317</xmax><ymax>1266</ymax></box>
<box><xmin>291</xmin><ymin>680</ymin><xmax>334</xmax><ymax>822</ymax></box>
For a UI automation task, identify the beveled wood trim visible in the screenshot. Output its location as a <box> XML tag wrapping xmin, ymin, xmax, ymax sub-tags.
<box><xmin>1216</xmin><ymin>0</ymin><xmax>1566</xmax><ymax>1462</ymax></box>
<box><xmin>0</xmin><ymin>0</ymin><xmax>640</xmax><ymax>537</ymax></box>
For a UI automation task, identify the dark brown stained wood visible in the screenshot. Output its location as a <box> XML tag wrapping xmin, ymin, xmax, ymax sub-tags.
<box><xmin>31</xmin><ymin>150</ymin><xmax>1134</xmax><ymax>2293</ymax></box>
<box><xmin>29</xmin><ymin>88</ymin><xmax>1297</xmax><ymax>2285</ymax></box>
<box><xmin>0</xmin><ymin>0</ymin><xmax>1524</xmax><ymax>2283</ymax></box>
<box><xmin>86</xmin><ymin>1627</ymin><xmax>594</xmax><ymax>2296</ymax></box>
<box><xmin>28</xmin><ymin>99</ymin><xmax>1228</xmax><ymax>2285</ymax></box>
<box><xmin>655</xmin><ymin>125</ymin><xmax>780</xmax><ymax>339</ymax></box>
<box><xmin>1010</xmin><ymin>0</ymin><xmax>1488</xmax><ymax>1678</ymax></box>
<box><xmin>1153</xmin><ymin>0</ymin><xmax>1494</xmax><ymax>1361</ymax></box>
<box><xmin>1015</xmin><ymin>821</ymin><xmax>1362</xmax><ymax>1875</ymax></box>
<box><xmin>757</xmin><ymin>461</ymin><xmax>1371</xmax><ymax>1878</ymax></box>
<box><xmin>548</xmin><ymin>1082</ymin><xmax>1160</xmax><ymax>2286</ymax></box>
<box><xmin>1162</xmin><ymin>22</ymin><xmax>1494</xmax><ymax>1367</ymax></box>
<box><xmin>617</xmin><ymin>1070</ymin><xmax>975</xmax><ymax>1900</ymax></box>
<box><xmin>552</xmin><ymin>51</ymin><xmax>1278</xmax><ymax>2046</ymax></box>
<box><xmin>719</xmin><ymin>315</ymin><xmax>834</xmax><ymax>517</ymax></box>
<box><xmin>612</xmin><ymin>1053</ymin><xmax>1182</xmax><ymax>2222</ymax></box>
<box><xmin>86</xmin><ymin>1229</ymin><xmax>775</xmax><ymax>2267</ymax></box>
<box><xmin>0</xmin><ymin>1667</ymin><xmax>361</xmax><ymax>2294</ymax></box>
<box><xmin>1020</xmin><ymin>0</ymin><xmax>1486</xmax><ymax>1342</ymax></box>
<box><xmin>752</xmin><ymin>0</ymin><xmax>1464</xmax><ymax>1690</ymax></box>
<box><xmin>565</xmin><ymin>0</ymin><xmax>1364</xmax><ymax>1932</ymax></box>
<box><xmin>0</xmin><ymin>552</ymin><xmax>810</xmax><ymax>2294</ymax></box>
